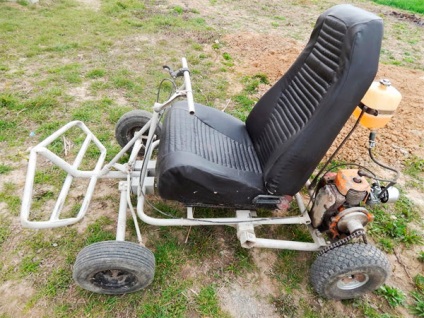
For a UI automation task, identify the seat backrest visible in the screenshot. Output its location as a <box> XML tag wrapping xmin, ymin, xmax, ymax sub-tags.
<box><xmin>245</xmin><ymin>4</ymin><xmax>383</xmax><ymax>196</ymax></box>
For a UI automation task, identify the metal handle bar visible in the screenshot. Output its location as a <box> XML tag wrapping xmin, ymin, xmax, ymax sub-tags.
<box><xmin>181</xmin><ymin>57</ymin><xmax>195</xmax><ymax>115</ymax></box>
<box><xmin>152</xmin><ymin>57</ymin><xmax>196</xmax><ymax>114</ymax></box>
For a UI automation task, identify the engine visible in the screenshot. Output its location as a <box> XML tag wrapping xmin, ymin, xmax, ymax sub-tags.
<box><xmin>309</xmin><ymin>169</ymin><xmax>399</xmax><ymax>238</ymax></box>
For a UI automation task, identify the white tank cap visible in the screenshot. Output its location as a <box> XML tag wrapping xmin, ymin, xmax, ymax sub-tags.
<box><xmin>379</xmin><ymin>79</ymin><xmax>392</xmax><ymax>86</ymax></box>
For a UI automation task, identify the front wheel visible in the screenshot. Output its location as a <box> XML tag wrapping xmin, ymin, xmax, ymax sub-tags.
<box><xmin>115</xmin><ymin>110</ymin><xmax>162</xmax><ymax>155</ymax></box>
<box><xmin>310</xmin><ymin>243</ymin><xmax>390</xmax><ymax>300</ymax></box>
<box><xmin>73</xmin><ymin>241</ymin><xmax>155</xmax><ymax>294</ymax></box>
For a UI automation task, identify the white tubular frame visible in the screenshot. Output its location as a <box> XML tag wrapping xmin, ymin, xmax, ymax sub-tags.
<box><xmin>21</xmin><ymin>121</ymin><xmax>106</xmax><ymax>229</ymax></box>
<box><xmin>21</xmin><ymin>57</ymin><xmax>328</xmax><ymax>252</ymax></box>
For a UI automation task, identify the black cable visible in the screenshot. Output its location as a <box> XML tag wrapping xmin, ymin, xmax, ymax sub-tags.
<box><xmin>140</xmin><ymin>189</ymin><xmax>300</xmax><ymax>224</ymax></box>
<box><xmin>156</xmin><ymin>78</ymin><xmax>177</xmax><ymax>103</ymax></box>
<box><xmin>308</xmin><ymin>106</ymin><xmax>366</xmax><ymax>191</ymax></box>
<box><xmin>368</xmin><ymin>143</ymin><xmax>399</xmax><ymax>199</ymax></box>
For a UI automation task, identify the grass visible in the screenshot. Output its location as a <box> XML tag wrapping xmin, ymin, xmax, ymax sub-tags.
<box><xmin>376</xmin><ymin>285</ymin><xmax>406</xmax><ymax>308</ymax></box>
<box><xmin>0</xmin><ymin>182</ymin><xmax>21</xmax><ymax>216</ymax></box>
<box><xmin>372</xmin><ymin>0</ymin><xmax>424</xmax><ymax>14</ymax></box>
<box><xmin>368</xmin><ymin>194</ymin><xmax>423</xmax><ymax>251</ymax></box>
<box><xmin>410</xmin><ymin>292</ymin><xmax>424</xmax><ymax>317</ymax></box>
<box><xmin>0</xmin><ymin>164</ymin><xmax>12</xmax><ymax>174</ymax></box>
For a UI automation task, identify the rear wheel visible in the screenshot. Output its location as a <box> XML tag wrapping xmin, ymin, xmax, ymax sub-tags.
<box><xmin>73</xmin><ymin>241</ymin><xmax>155</xmax><ymax>294</ymax></box>
<box><xmin>310</xmin><ymin>243</ymin><xmax>390</xmax><ymax>299</ymax></box>
<box><xmin>115</xmin><ymin>110</ymin><xmax>162</xmax><ymax>155</ymax></box>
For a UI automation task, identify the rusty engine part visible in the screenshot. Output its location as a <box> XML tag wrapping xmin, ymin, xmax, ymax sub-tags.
<box><xmin>310</xmin><ymin>169</ymin><xmax>373</xmax><ymax>237</ymax></box>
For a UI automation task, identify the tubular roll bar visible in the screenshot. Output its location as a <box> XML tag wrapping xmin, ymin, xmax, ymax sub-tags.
<box><xmin>21</xmin><ymin>121</ymin><xmax>107</xmax><ymax>229</ymax></box>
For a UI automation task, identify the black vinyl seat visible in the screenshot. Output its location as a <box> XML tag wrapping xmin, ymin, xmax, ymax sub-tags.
<box><xmin>156</xmin><ymin>4</ymin><xmax>383</xmax><ymax>208</ymax></box>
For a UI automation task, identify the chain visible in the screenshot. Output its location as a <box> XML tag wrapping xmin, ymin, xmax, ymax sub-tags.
<box><xmin>317</xmin><ymin>229</ymin><xmax>366</xmax><ymax>257</ymax></box>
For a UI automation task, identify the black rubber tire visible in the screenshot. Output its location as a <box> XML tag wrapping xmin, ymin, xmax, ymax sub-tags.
<box><xmin>73</xmin><ymin>241</ymin><xmax>155</xmax><ymax>295</ymax></box>
<box><xmin>310</xmin><ymin>243</ymin><xmax>390</xmax><ymax>300</ymax></box>
<box><xmin>115</xmin><ymin>110</ymin><xmax>162</xmax><ymax>155</ymax></box>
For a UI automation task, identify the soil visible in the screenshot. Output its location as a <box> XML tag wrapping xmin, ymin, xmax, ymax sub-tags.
<box><xmin>222</xmin><ymin>32</ymin><xmax>424</xmax><ymax>169</ymax></box>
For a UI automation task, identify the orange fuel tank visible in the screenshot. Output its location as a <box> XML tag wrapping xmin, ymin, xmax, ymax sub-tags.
<box><xmin>352</xmin><ymin>79</ymin><xmax>402</xmax><ymax>130</ymax></box>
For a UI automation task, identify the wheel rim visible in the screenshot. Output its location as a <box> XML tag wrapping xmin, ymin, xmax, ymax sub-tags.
<box><xmin>336</xmin><ymin>273</ymin><xmax>369</xmax><ymax>290</ymax></box>
<box><xmin>126</xmin><ymin>127</ymin><xmax>148</xmax><ymax>144</ymax></box>
<box><xmin>90</xmin><ymin>269</ymin><xmax>137</xmax><ymax>290</ymax></box>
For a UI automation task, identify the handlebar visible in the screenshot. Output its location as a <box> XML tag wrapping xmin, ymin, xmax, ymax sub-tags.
<box><xmin>154</xmin><ymin>58</ymin><xmax>195</xmax><ymax>114</ymax></box>
<box><xmin>181</xmin><ymin>58</ymin><xmax>195</xmax><ymax>115</ymax></box>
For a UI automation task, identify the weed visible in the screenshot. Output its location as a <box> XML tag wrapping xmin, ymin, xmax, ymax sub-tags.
<box><xmin>222</xmin><ymin>52</ymin><xmax>232</xmax><ymax>61</ymax></box>
<box><xmin>84</xmin><ymin>216</ymin><xmax>115</xmax><ymax>244</ymax></box>
<box><xmin>273</xmin><ymin>294</ymin><xmax>298</xmax><ymax>317</ymax></box>
<box><xmin>352</xmin><ymin>298</ymin><xmax>391</xmax><ymax>318</ymax></box>
<box><xmin>0</xmin><ymin>218</ymin><xmax>11</xmax><ymax>247</ymax></box>
<box><xmin>0</xmin><ymin>164</ymin><xmax>12</xmax><ymax>174</ymax></box>
<box><xmin>86</xmin><ymin>68</ymin><xmax>106</xmax><ymax>79</ymax></box>
<box><xmin>195</xmin><ymin>284</ymin><xmax>227</xmax><ymax>317</ymax></box>
<box><xmin>19</xmin><ymin>255</ymin><xmax>41</xmax><ymax>276</ymax></box>
<box><xmin>404</xmin><ymin>155</ymin><xmax>424</xmax><ymax>178</ymax></box>
<box><xmin>418</xmin><ymin>251</ymin><xmax>424</xmax><ymax>263</ymax></box>
<box><xmin>0</xmin><ymin>182</ymin><xmax>21</xmax><ymax>215</ymax></box>
<box><xmin>173</xmin><ymin>5</ymin><xmax>184</xmax><ymax>14</ymax></box>
<box><xmin>273</xmin><ymin>250</ymin><xmax>309</xmax><ymax>292</ymax></box>
<box><xmin>415</xmin><ymin>274</ymin><xmax>424</xmax><ymax>292</ymax></box>
<box><xmin>410</xmin><ymin>291</ymin><xmax>424</xmax><ymax>317</ymax></box>
<box><xmin>378</xmin><ymin>238</ymin><xmax>394</xmax><ymax>252</ymax></box>
<box><xmin>43</xmin><ymin>267</ymin><xmax>73</xmax><ymax>297</ymax></box>
<box><xmin>369</xmin><ymin>195</ymin><xmax>423</xmax><ymax>249</ymax></box>
<box><xmin>376</xmin><ymin>285</ymin><xmax>406</xmax><ymax>307</ymax></box>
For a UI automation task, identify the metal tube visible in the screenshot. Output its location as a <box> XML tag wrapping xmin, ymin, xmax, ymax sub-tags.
<box><xmin>136</xmin><ymin>196</ymin><xmax>309</xmax><ymax>226</ymax></box>
<box><xmin>294</xmin><ymin>193</ymin><xmax>309</xmax><ymax>216</ymax></box>
<box><xmin>128</xmin><ymin>139</ymin><xmax>143</xmax><ymax>167</ymax></box>
<box><xmin>21</xmin><ymin>120</ymin><xmax>107</xmax><ymax>229</ymax></box>
<box><xmin>182</xmin><ymin>58</ymin><xmax>195</xmax><ymax>114</ymax></box>
<box><xmin>116</xmin><ymin>183</ymin><xmax>128</xmax><ymax>241</ymax></box>
<box><xmin>126</xmin><ymin>176</ymin><xmax>143</xmax><ymax>244</ymax></box>
<box><xmin>20</xmin><ymin>150</ymin><xmax>38</xmax><ymax>224</ymax></box>
<box><xmin>138</xmin><ymin>113</ymin><xmax>160</xmax><ymax>191</ymax></box>
<box><xmin>251</xmin><ymin>238</ymin><xmax>321</xmax><ymax>251</ymax></box>
<box><xmin>50</xmin><ymin>135</ymin><xmax>93</xmax><ymax>221</ymax></box>
<box><xmin>101</xmin><ymin>120</ymin><xmax>151</xmax><ymax>175</ymax></box>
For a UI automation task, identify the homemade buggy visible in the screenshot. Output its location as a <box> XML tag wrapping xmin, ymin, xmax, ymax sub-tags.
<box><xmin>21</xmin><ymin>5</ymin><xmax>403</xmax><ymax>299</ymax></box>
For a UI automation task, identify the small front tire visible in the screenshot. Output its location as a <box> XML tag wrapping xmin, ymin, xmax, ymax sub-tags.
<box><xmin>73</xmin><ymin>241</ymin><xmax>155</xmax><ymax>295</ymax></box>
<box><xmin>115</xmin><ymin>110</ymin><xmax>162</xmax><ymax>155</ymax></box>
<box><xmin>310</xmin><ymin>243</ymin><xmax>390</xmax><ymax>300</ymax></box>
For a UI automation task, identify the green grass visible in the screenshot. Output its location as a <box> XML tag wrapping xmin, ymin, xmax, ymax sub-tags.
<box><xmin>195</xmin><ymin>284</ymin><xmax>229</xmax><ymax>317</ymax></box>
<box><xmin>0</xmin><ymin>217</ymin><xmax>11</xmax><ymax>248</ymax></box>
<box><xmin>0</xmin><ymin>164</ymin><xmax>12</xmax><ymax>174</ymax></box>
<box><xmin>414</xmin><ymin>274</ymin><xmax>424</xmax><ymax>292</ymax></box>
<box><xmin>372</xmin><ymin>0</ymin><xmax>424</xmax><ymax>14</ymax></box>
<box><xmin>0</xmin><ymin>182</ymin><xmax>21</xmax><ymax>216</ymax></box>
<box><xmin>376</xmin><ymin>285</ymin><xmax>406</xmax><ymax>308</ymax></box>
<box><xmin>410</xmin><ymin>292</ymin><xmax>424</xmax><ymax>317</ymax></box>
<box><xmin>368</xmin><ymin>194</ymin><xmax>423</xmax><ymax>251</ymax></box>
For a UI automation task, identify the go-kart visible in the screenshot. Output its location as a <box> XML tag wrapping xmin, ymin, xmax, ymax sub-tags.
<box><xmin>21</xmin><ymin>4</ymin><xmax>402</xmax><ymax>299</ymax></box>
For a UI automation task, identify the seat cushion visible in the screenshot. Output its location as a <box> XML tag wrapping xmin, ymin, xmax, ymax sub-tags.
<box><xmin>156</xmin><ymin>101</ymin><xmax>265</xmax><ymax>207</ymax></box>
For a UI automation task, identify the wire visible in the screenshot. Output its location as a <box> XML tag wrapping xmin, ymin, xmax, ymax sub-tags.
<box><xmin>308</xmin><ymin>106</ymin><xmax>366</xmax><ymax>191</ymax></box>
<box><xmin>156</xmin><ymin>78</ymin><xmax>177</xmax><ymax>103</ymax></box>
<box><xmin>368</xmin><ymin>146</ymin><xmax>399</xmax><ymax>198</ymax></box>
<box><xmin>139</xmin><ymin>188</ymin><xmax>301</xmax><ymax>224</ymax></box>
